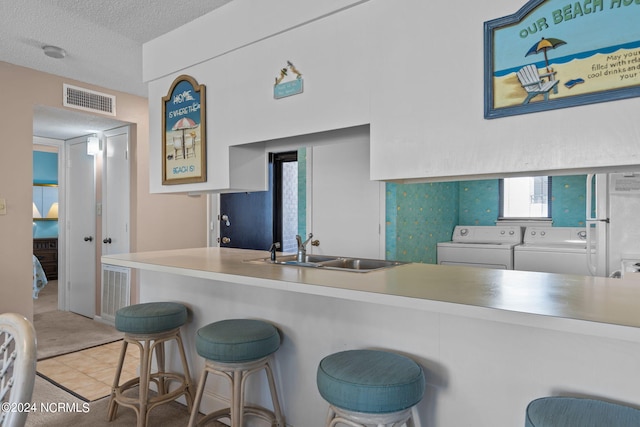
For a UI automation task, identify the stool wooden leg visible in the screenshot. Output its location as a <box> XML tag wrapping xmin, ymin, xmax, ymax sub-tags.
<box><xmin>187</xmin><ymin>368</ymin><xmax>208</xmax><ymax>427</ymax></box>
<box><xmin>138</xmin><ymin>338</ymin><xmax>152</xmax><ymax>427</ymax></box>
<box><xmin>231</xmin><ymin>370</ymin><xmax>243</xmax><ymax>427</ymax></box>
<box><xmin>154</xmin><ymin>339</ymin><xmax>166</xmax><ymax>395</ymax></box>
<box><xmin>264</xmin><ymin>359</ymin><xmax>285</xmax><ymax>426</ymax></box>
<box><xmin>107</xmin><ymin>340</ymin><xmax>128</xmax><ymax>421</ymax></box>
<box><xmin>325</xmin><ymin>407</ymin><xmax>336</xmax><ymax>427</ymax></box>
<box><xmin>175</xmin><ymin>330</ymin><xmax>194</xmax><ymax>410</ymax></box>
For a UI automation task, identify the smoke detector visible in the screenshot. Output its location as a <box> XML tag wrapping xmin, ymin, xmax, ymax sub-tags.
<box><xmin>43</xmin><ymin>45</ymin><xmax>66</xmax><ymax>59</ymax></box>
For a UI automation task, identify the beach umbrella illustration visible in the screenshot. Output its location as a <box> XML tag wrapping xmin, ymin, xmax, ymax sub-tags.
<box><xmin>172</xmin><ymin>117</ymin><xmax>197</xmax><ymax>133</ymax></box>
<box><xmin>525</xmin><ymin>37</ymin><xmax>567</xmax><ymax>72</ymax></box>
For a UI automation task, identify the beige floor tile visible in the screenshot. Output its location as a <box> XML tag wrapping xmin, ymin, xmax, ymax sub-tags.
<box><xmin>36</xmin><ymin>340</ymin><xmax>189</xmax><ymax>402</ymax></box>
<box><xmin>48</xmin><ymin>370</ymin><xmax>90</xmax><ymax>384</ymax></box>
<box><xmin>74</xmin><ymin>358</ymin><xmax>113</xmax><ymax>374</ymax></box>
<box><xmin>55</xmin><ymin>351</ymin><xmax>86</xmax><ymax>363</ymax></box>
<box><xmin>36</xmin><ymin>359</ymin><xmax>68</xmax><ymax>376</ymax></box>
<box><xmin>88</xmin><ymin>366</ymin><xmax>118</xmax><ymax>384</ymax></box>
<box><xmin>38</xmin><ymin>364</ymin><xmax>77</xmax><ymax>378</ymax></box>
<box><xmin>91</xmin><ymin>350</ymin><xmax>121</xmax><ymax>363</ymax></box>
<box><xmin>72</xmin><ymin>382</ymin><xmax>111</xmax><ymax>401</ymax></box>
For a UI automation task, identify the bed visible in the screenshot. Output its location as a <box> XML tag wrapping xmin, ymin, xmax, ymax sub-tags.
<box><xmin>32</xmin><ymin>255</ymin><xmax>48</xmax><ymax>299</ymax></box>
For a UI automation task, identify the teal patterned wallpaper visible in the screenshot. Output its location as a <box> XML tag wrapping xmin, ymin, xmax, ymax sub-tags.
<box><xmin>385</xmin><ymin>182</ymin><xmax>458</xmax><ymax>263</ymax></box>
<box><xmin>386</xmin><ymin>175</ymin><xmax>587</xmax><ymax>263</ymax></box>
<box><xmin>550</xmin><ymin>175</ymin><xmax>587</xmax><ymax>227</ymax></box>
<box><xmin>459</xmin><ymin>179</ymin><xmax>499</xmax><ymax>225</ymax></box>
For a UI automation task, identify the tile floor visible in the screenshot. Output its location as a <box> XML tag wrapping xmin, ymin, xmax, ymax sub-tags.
<box><xmin>36</xmin><ymin>340</ymin><xmax>138</xmax><ymax>401</ymax></box>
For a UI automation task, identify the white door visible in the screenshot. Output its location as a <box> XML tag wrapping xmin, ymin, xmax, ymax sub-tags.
<box><xmin>102</xmin><ymin>127</ymin><xmax>130</xmax><ymax>256</ymax></box>
<box><xmin>67</xmin><ymin>138</ymin><xmax>96</xmax><ymax>317</ymax></box>
<box><xmin>310</xmin><ymin>138</ymin><xmax>384</xmax><ymax>259</ymax></box>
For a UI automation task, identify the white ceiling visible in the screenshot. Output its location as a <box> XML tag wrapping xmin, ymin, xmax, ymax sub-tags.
<box><xmin>1</xmin><ymin>0</ymin><xmax>232</xmax><ymax>140</ymax></box>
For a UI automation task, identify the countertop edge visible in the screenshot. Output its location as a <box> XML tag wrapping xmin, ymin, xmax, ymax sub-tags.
<box><xmin>102</xmin><ymin>248</ymin><xmax>640</xmax><ymax>343</ymax></box>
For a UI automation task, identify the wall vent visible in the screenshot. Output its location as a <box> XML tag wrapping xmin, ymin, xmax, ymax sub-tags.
<box><xmin>101</xmin><ymin>265</ymin><xmax>130</xmax><ymax>325</ymax></box>
<box><xmin>63</xmin><ymin>83</ymin><xmax>116</xmax><ymax>116</ymax></box>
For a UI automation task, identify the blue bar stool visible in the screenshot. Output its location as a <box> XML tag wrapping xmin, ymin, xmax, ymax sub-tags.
<box><xmin>317</xmin><ymin>349</ymin><xmax>426</xmax><ymax>427</ymax></box>
<box><xmin>526</xmin><ymin>396</ymin><xmax>640</xmax><ymax>426</ymax></box>
<box><xmin>188</xmin><ymin>319</ymin><xmax>284</xmax><ymax>427</ymax></box>
<box><xmin>107</xmin><ymin>302</ymin><xmax>193</xmax><ymax>427</ymax></box>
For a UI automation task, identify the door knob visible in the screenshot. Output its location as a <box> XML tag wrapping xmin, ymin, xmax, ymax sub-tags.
<box><xmin>221</xmin><ymin>237</ymin><xmax>231</xmax><ymax>244</ymax></box>
<box><xmin>84</xmin><ymin>236</ymin><xmax>93</xmax><ymax>242</ymax></box>
<box><xmin>103</xmin><ymin>237</ymin><xmax>112</xmax><ymax>244</ymax></box>
<box><xmin>221</xmin><ymin>214</ymin><xmax>230</xmax><ymax>226</ymax></box>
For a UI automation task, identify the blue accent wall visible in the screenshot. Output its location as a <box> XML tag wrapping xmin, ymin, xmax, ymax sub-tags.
<box><xmin>33</xmin><ymin>151</ymin><xmax>59</xmax><ymax>238</ymax></box>
<box><xmin>386</xmin><ymin>175</ymin><xmax>587</xmax><ymax>263</ymax></box>
<box><xmin>33</xmin><ymin>151</ymin><xmax>58</xmax><ymax>185</ymax></box>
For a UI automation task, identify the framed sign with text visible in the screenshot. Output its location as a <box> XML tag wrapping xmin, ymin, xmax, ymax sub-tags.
<box><xmin>162</xmin><ymin>75</ymin><xmax>206</xmax><ymax>184</ymax></box>
<box><xmin>485</xmin><ymin>0</ymin><xmax>640</xmax><ymax>118</ymax></box>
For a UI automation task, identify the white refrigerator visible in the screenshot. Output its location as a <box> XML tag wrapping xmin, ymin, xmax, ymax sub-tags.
<box><xmin>586</xmin><ymin>173</ymin><xmax>640</xmax><ymax>277</ymax></box>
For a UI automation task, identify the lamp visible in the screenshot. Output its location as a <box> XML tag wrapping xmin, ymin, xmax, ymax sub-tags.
<box><xmin>46</xmin><ymin>202</ymin><xmax>59</xmax><ymax>219</ymax></box>
<box><xmin>32</xmin><ymin>203</ymin><xmax>42</xmax><ymax>219</ymax></box>
<box><xmin>87</xmin><ymin>135</ymin><xmax>101</xmax><ymax>155</ymax></box>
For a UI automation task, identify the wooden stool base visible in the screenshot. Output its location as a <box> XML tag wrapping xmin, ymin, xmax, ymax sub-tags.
<box><xmin>108</xmin><ymin>328</ymin><xmax>193</xmax><ymax>427</ymax></box>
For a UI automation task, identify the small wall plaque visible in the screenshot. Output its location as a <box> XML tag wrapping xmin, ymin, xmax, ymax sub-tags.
<box><xmin>274</xmin><ymin>61</ymin><xmax>303</xmax><ymax>99</ymax></box>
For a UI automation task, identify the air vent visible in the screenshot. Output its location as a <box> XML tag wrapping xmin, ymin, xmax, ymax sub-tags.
<box><xmin>63</xmin><ymin>83</ymin><xmax>116</xmax><ymax>116</ymax></box>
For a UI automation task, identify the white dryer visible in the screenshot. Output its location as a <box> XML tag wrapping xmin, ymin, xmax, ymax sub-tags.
<box><xmin>514</xmin><ymin>227</ymin><xmax>589</xmax><ymax>275</ymax></box>
<box><xmin>437</xmin><ymin>225</ymin><xmax>523</xmax><ymax>270</ymax></box>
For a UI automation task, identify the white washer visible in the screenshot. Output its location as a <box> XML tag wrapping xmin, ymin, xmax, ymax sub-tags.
<box><xmin>514</xmin><ymin>227</ymin><xmax>589</xmax><ymax>275</ymax></box>
<box><xmin>437</xmin><ymin>226</ymin><xmax>523</xmax><ymax>270</ymax></box>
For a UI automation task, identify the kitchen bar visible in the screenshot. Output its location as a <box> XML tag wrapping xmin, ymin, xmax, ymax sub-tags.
<box><xmin>102</xmin><ymin>247</ymin><xmax>640</xmax><ymax>426</ymax></box>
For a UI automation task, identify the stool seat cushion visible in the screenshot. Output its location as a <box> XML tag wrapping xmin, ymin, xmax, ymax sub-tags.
<box><xmin>317</xmin><ymin>349</ymin><xmax>425</xmax><ymax>414</ymax></box>
<box><xmin>115</xmin><ymin>302</ymin><xmax>187</xmax><ymax>334</ymax></box>
<box><xmin>196</xmin><ymin>319</ymin><xmax>280</xmax><ymax>363</ymax></box>
<box><xmin>526</xmin><ymin>397</ymin><xmax>640</xmax><ymax>427</ymax></box>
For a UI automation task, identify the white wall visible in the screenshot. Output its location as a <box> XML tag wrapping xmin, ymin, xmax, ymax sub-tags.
<box><xmin>146</xmin><ymin>1</ymin><xmax>369</xmax><ymax>193</ymax></box>
<box><xmin>144</xmin><ymin>0</ymin><xmax>640</xmax><ymax>192</ymax></box>
<box><xmin>368</xmin><ymin>0</ymin><xmax>640</xmax><ymax>182</ymax></box>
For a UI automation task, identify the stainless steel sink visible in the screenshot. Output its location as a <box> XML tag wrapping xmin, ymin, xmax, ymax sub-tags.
<box><xmin>316</xmin><ymin>258</ymin><xmax>404</xmax><ymax>271</ymax></box>
<box><xmin>246</xmin><ymin>254</ymin><xmax>406</xmax><ymax>272</ymax></box>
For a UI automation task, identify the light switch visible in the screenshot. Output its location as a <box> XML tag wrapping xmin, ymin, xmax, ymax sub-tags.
<box><xmin>0</xmin><ymin>198</ymin><xmax>6</xmax><ymax>215</ymax></box>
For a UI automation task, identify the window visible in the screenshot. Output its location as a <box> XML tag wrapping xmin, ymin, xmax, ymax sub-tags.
<box><xmin>500</xmin><ymin>176</ymin><xmax>552</xmax><ymax>218</ymax></box>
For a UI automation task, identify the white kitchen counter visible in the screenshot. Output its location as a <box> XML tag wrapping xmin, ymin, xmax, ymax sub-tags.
<box><xmin>101</xmin><ymin>247</ymin><xmax>640</xmax><ymax>426</ymax></box>
<box><xmin>102</xmin><ymin>247</ymin><xmax>640</xmax><ymax>335</ymax></box>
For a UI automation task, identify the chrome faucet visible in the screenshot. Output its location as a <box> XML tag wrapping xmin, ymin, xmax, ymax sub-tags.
<box><xmin>296</xmin><ymin>233</ymin><xmax>313</xmax><ymax>262</ymax></box>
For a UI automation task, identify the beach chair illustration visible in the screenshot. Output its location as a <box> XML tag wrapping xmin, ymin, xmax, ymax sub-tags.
<box><xmin>516</xmin><ymin>64</ymin><xmax>559</xmax><ymax>104</ymax></box>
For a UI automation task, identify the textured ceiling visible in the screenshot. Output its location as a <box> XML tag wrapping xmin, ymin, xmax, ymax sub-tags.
<box><xmin>1</xmin><ymin>0</ymin><xmax>232</xmax><ymax>139</ymax></box>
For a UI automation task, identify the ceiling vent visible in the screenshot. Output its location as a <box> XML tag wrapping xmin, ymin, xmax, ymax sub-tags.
<box><xmin>63</xmin><ymin>84</ymin><xmax>116</xmax><ymax>116</ymax></box>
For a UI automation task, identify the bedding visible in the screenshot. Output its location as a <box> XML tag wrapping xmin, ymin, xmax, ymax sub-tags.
<box><xmin>32</xmin><ymin>254</ymin><xmax>48</xmax><ymax>299</ymax></box>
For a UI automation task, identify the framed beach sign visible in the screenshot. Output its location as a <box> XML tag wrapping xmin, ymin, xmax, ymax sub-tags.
<box><xmin>484</xmin><ymin>0</ymin><xmax>640</xmax><ymax>118</ymax></box>
<box><xmin>162</xmin><ymin>75</ymin><xmax>206</xmax><ymax>184</ymax></box>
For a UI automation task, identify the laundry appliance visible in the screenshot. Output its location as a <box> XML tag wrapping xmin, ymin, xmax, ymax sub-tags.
<box><xmin>514</xmin><ymin>227</ymin><xmax>589</xmax><ymax>275</ymax></box>
<box><xmin>437</xmin><ymin>225</ymin><xmax>523</xmax><ymax>270</ymax></box>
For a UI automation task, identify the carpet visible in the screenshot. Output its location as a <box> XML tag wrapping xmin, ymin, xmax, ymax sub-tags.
<box><xmin>34</xmin><ymin>310</ymin><xmax>123</xmax><ymax>360</ymax></box>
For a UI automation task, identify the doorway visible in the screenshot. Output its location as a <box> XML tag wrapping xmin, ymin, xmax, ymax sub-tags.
<box><xmin>219</xmin><ymin>151</ymin><xmax>298</xmax><ymax>251</ymax></box>
<box><xmin>32</xmin><ymin>106</ymin><xmax>130</xmax><ymax>319</ymax></box>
